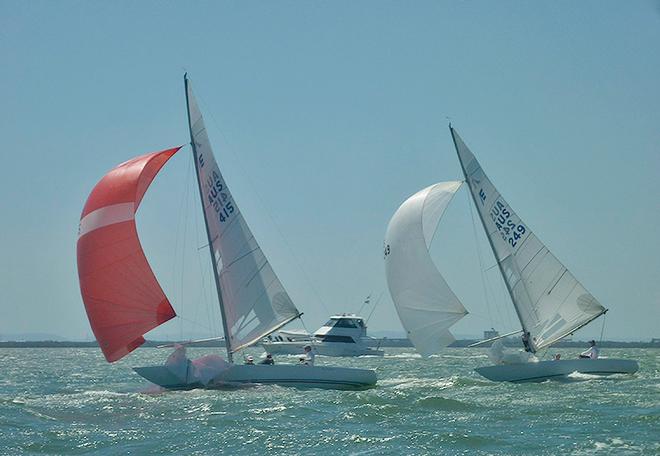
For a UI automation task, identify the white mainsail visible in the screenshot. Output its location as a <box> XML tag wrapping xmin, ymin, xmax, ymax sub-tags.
<box><xmin>384</xmin><ymin>181</ymin><xmax>468</xmax><ymax>356</ymax></box>
<box><xmin>185</xmin><ymin>77</ymin><xmax>301</xmax><ymax>355</ymax></box>
<box><xmin>450</xmin><ymin>127</ymin><xmax>606</xmax><ymax>352</ymax></box>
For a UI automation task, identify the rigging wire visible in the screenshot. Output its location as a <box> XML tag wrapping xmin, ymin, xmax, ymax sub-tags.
<box><xmin>298</xmin><ymin>315</ymin><xmax>314</xmax><ymax>337</ymax></box>
<box><xmin>187</xmin><ymin>149</ymin><xmax>220</xmax><ymax>338</ymax></box>
<box><xmin>167</xmin><ymin>146</ymin><xmax>222</xmax><ymax>341</ymax></box>
<box><xmin>194</xmin><ymin>90</ymin><xmax>333</xmax><ymax>316</ymax></box>
<box><xmin>170</xmin><ymin>144</ymin><xmax>193</xmax><ymax>339</ymax></box>
<box><xmin>179</xmin><ymin>146</ymin><xmax>192</xmax><ymax>340</ymax></box>
<box><xmin>599</xmin><ymin>312</ymin><xmax>607</xmax><ymax>344</ymax></box>
<box><xmin>365</xmin><ymin>291</ymin><xmax>385</xmax><ymax>324</ymax></box>
<box><xmin>496</xmin><ymin>266</ymin><xmax>515</xmax><ymax>328</ymax></box>
<box><xmin>356</xmin><ymin>293</ymin><xmax>372</xmax><ymax>315</ymax></box>
<box><xmin>464</xmin><ymin>188</ymin><xmax>517</xmax><ymax>330</ymax></box>
<box><xmin>171</xmin><ymin>314</ymin><xmax>218</xmax><ymax>339</ymax></box>
<box><xmin>194</xmin><ymin>167</ymin><xmax>221</xmax><ymax>339</ymax></box>
<box><xmin>465</xmin><ymin>188</ymin><xmax>496</xmax><ymax>328</ymax></box>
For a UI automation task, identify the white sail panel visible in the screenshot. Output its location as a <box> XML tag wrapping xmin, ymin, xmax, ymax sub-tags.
<box><xmin>384</xmin><ymin>182</ymin><xmax>468</xmax><ymax>356</ymax></box>
<box><xmin>186</xmin><ymin>81</ymin><xmax>300</xmax><ymax>353</ymax></box>
<box><xmin>450</xmin><ymin>128</ymin><xmax>605</xmax><ymax>351</ymax></box>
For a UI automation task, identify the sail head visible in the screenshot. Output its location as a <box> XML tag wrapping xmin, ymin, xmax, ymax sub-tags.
<box><xmin>384</xmin><ymin>181</ymin><xmax>468</xmax><ymax>356</ymax></box>
<box><xmin>450</xmin><ymin>127</ymin><xmax>606</xmax><ymax>351</ymax></box>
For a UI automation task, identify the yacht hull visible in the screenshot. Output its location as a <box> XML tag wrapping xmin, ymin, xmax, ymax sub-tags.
<box><xmin>134</xmin><ymin>364</ymin><xmax>377</xmax><ymax>390</ymax></box>
<box><xmin>475</xmin><ymin>358</ymin><xmax>639</xmax><ymax>383</ymax></box>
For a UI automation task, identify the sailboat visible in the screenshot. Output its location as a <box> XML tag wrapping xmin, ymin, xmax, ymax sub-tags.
<box><xmin>384</xmin><ymin>125</ymin><xmax>638</xmax><ymax>382</ymax></box>
<box><xmin>76</xmin><ymin>75</ymin><xmax>377</xmax><ymax>390</ymax></box>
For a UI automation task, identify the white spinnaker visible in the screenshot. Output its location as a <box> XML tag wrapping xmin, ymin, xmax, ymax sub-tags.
<box><xmin>384</xmin><ymin>182</ymin><xmax>468</xmax><ymax>357</ymax></box>
<box><xmin>450</xmin><ymin>127</ymin><xmax>605</xmax><ymax>351</ymax></box>
<box><xmin>186</xmin><ymin>80</ymin><xmax>300</xmax><ymax>353</ymax></box>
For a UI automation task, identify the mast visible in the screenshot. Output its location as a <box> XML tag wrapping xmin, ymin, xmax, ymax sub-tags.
<box><xmin>184</xmin><ymin>74</ymin><xmax>234</xmax><ymax>363</ymax></box>
<box><xmin>449</xmin><ymin>125</ymin><xmax>534</xmax><ymax>352</ymax></box>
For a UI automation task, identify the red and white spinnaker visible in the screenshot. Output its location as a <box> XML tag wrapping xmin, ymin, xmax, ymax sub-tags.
<box><xmin>77</xmin><ymin>147</ymin><xmax>181</xmax><ymax>362</ymax></box>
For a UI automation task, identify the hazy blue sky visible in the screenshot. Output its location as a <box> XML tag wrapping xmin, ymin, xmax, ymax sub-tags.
<box><xmin>1</xmin><ymin>1</ymin><xmax>658</xmax><ymax>343</ymax></box>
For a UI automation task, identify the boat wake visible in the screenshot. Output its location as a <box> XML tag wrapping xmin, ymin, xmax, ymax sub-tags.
<box><xmin>379</xmin><ymin>376</ymin><xmax>457</xmax><ymax>390</ymax></box>
<box><xmin>440</xmin><ymin>354</ymin><xmax>489</xmax><ymax>360</ymax></box>
<box><xmin>561</xmin><ymin>371</ymin><xmax>633</xmax><ymax>383</ymax></box>
<box><xmin>384</xmin><ymin>352</ymin><xmax>421</xmax><ymax>359</ymax></box>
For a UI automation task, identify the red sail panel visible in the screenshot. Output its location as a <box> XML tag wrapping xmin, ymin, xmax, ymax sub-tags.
<box><xmin>77</xmin><ymin>147</ymin><xmax>182</xmax><ymax>362</ymax></box>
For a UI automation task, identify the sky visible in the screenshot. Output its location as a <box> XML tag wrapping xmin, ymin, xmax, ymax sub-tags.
<box><xmin>1</xmin><ymin>1</ymin><xmax>659</xmax><ymax>343</ymax></box>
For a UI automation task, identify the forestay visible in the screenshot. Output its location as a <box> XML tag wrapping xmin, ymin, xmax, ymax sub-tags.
<box><xmin>185</xmin><ymin>79</ymin><xmax>301</xmax><ymax>354</ymax></box>
<box><xmin>450</xmin><ymin>127</ymin><xmax>606</xmax><ymax>351</ymax></box>
<box><xmin>384</xmin><ymin>182</ymin><xmax>468</xmax><ymax>356</ymax></box>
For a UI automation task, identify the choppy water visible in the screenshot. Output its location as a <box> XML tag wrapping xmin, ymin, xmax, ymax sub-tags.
<box><xmin>1</xmin><ymin>347</ymin><xmax>658</xmax><ymax>455</ymax></box>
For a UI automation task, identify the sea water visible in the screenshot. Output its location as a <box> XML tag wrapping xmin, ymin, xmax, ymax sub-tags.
<box><xmin>1</xmin><ymin>347</ymin><xmax>658</xmax><ymax>455</ymax></box>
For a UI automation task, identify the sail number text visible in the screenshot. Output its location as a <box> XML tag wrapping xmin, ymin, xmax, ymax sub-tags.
<box><xmin>489</xmin><ymin>199</ymin><xmax>527</xmax><ymax>248</ymax></box>
<box><xmin>206</xmin><ymin>170</ymin><xmax>234</xmax><ymax>223</ymax></box>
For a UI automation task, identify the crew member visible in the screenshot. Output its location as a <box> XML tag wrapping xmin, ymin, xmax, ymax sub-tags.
<box><xmin>299</xmin><ymin>345</ymin><xmax>315</xmax><ymax>366</ymax></box>
<box><xmin>259</xmin><ymin>354</ymin><xmax>275</xmax><ymax>365</ymax></box>
<box><xmin>579</xmin><ymin>340</ymin><xmax>599</xmax><ymax>359</ymax></box>
<box><xmin>521</xmin><ymin>331</ymin><xmax>532</xmax><ymax>352</ymax></box>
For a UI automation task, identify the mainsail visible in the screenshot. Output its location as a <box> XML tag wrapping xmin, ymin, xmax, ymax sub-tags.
<box><xmin>185</xmin><ymin>76</ymin><xmax>301</xmax><ymax>356</ymax></box>
<box><xmin>77</xmin><ymin>147</ymin><xmax>181</xmax><ymax>362</ymax></box>
<box><xmin>384</xmin><ymin>181</ymin><xmax>468</xmax><ymax>356</ymax></box>
<box><xmin>450</xmin><ymin>127</ymin><xmax>606</xmax><ymax>351</ymax></box>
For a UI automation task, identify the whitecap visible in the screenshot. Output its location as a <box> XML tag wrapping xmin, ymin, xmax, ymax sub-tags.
<box><xmin>384</xmin><ymin>352</ymin><xmax>421</xmax><ymax>359</ymax></box>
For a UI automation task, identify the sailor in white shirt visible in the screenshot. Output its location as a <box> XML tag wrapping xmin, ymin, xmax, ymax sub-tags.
<box><xmin>300</xmin><ymin>345</ymin><xmax>315</xmax><ymax>366</ymax></box>
<box><xmin>579</xmin><ymin>340</ymin><xmax>599</xmax><ymax>359</ymax></box>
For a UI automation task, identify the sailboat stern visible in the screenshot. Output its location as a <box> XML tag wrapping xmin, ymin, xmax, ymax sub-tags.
<box><xmin>133</xmin><ymin>366</ymin><xmax>203</xmax><ymax>390</ymax></box>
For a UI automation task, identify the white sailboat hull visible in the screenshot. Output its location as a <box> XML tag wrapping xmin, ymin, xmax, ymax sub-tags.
<box><xmin>475</xmin><ymin>358</ymin><xmax>639</xmax><ymax>383</ymax></box>
<box><xmin>134</xmin><ymin>364</ymin><xmax>377</xmax><ymax>390</ymax></box>
<box><xmin>262</xmin><ymin>341</ymin><xmax>384</xmax><ymax>357</ymax></box>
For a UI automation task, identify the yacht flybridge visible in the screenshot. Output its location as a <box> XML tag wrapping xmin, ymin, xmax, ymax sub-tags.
<box><xmin>76</xmin><ymin>75</ymin><xmax>377</xmax><ymax>390</ymax></box>
<box><xmin>262</xmin><ymin>314</ymin><xmax>385</xmax><ymax>357</ymax></box>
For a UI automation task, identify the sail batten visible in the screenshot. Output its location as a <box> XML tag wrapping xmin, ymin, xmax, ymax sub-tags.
<box><xmin>185</xmin><ymin>77</ymin><xmax>301</xmax><ymax>356</ymax></box>
<box><xmin>385</xmin><ymin>181</ymin><xmax>468</xmax><ymax>357</ymax></box>
<box><xmin>450</xmin><ymin>126</ymin><xmax>606</xmax><ymax>351</ymax></box>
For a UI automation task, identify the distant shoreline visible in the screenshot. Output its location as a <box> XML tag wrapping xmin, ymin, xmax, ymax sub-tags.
<box><xmin>1</xmin><ymin>339</ymin><xmax>658</xmax><ymax>349</ymax></box>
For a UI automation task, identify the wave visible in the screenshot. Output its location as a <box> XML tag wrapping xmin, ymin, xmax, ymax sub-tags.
<box><xmin>414</xmin><ymin>395</ymin><xmax>478</xmax><ymax>411</ymax></box>
<box><xmin>440</xmin><ymin>354</ymin><xmax>489</xmax><ymax>359</ymax></box>
<box><xmin>384</xmin><ymin>353</ymin><xmax>422</xmax><ymax>359</ymax></box>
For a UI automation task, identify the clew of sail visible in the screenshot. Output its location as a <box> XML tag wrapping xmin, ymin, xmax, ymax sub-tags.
<box><xmin>450</xmin><ymin>127</ymin><xmax>606</xmax><ymax>351</ymax></box>
<box><xmin>77</xmin><ymin>147</ymin><xmax>182</xmax><ymax>362</ymax></box>
<box><xmin>185</xmin><ymin>78</ymin><xmax>301</xmax><ymax>354</ymax></box>
<box><xmin>384</xmin><ymin>182</ymin><xmax>468</xmax><ymax>356</ymax></box>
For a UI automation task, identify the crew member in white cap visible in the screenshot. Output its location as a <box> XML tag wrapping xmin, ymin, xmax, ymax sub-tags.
<box><xmin>579</xmin><ymin>340</ymin><xmax>599</xmax><ymax>359</ymax></box>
